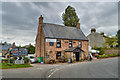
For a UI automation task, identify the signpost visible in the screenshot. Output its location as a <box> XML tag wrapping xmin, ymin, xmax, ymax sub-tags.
<box><xmin>9</xmin><ymin>47</ymin><xmax>28</xmax><ymax>64</ymax></box>
<box><xmin>8</xmin><ymin>48</ymin><xmax>12</xmax><ymax>63</ymax></box>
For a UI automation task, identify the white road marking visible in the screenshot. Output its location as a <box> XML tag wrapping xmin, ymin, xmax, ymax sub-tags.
<box><xmin>48</xmin><ymin>74</ymin><xmax>52</xmax><ymax>78</ymax></box>
<box><xmin>48</xmin><ymin>68</ymin><xmax>60</xmax><ymax>78</ymax></box>
<box><xmin>50</xmin><ymin>69</ymin><xmax>55</xmax><ymax>72</ymax></box>
<box><xmin>48</xmin><ymin>63</ymin><xmax>80</xmax><ymax>78</ymax></box>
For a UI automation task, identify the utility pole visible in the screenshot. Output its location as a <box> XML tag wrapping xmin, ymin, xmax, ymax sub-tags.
<box><xmin>8</xmin><ymin>48</ymin><xmax>12</xmax><ymax>63</ymax></box>
<box><xmin>8</xmin><ymin>50</ymin><xmax>10</xmax><ymax>63</ymax></box>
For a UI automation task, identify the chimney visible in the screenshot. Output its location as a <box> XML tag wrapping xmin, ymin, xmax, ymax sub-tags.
<box><xmin>76</xmin><ymin>22</ymin><xmax>80</xmax><ymax>29</ymax></box>
<box><xmin>12</xmin><ymin>42</ymin><xmax>16</xmax><ymax>48</ymax></box>
<box><xmin>37</xmin><ymin>15</ymin><xmax>43</xmax><ymax>33</ymax></box>
<box><xmin>39</xmin><ymin>15</ymin><xmax>43</xmax><ymax>24</ymax></box>
<box><xmin>100</xmin><ymin>32</ymin><xmax>104</xmax><ymax>36</ymax></box>
<box><xmin>91</xmin><ymin>28</ymin><xmax>96</xmax><ymax>33</ymax></box>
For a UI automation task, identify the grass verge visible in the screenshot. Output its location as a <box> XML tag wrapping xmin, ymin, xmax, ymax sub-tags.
<box><xmin>0</xmin><ymin>63</ymin><xmax>32</xmax><ymax>69</ymax></box>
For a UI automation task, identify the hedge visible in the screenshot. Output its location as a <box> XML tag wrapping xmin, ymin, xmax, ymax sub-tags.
<box><xmin>97</xmin><ymin>53</ymin><xmax>119</xmax><ymax>58</ymax></box>
<box><xmin>2</xmin><ymin>57</ymin><xmax>30</xmax><ymax>63</ymax></box>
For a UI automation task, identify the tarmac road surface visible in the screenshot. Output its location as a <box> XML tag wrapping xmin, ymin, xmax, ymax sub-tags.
<box><xmin>2</xmin><ymin>57</ymin><xmax>119</xmax><ymax>78</ymax></box>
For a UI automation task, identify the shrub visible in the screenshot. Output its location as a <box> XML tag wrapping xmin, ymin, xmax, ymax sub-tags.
<box><xmin>2</xmin><ymin>58</ymin><xmax>15</xmax><ymax>63</ymax></box>
<box><xmin>97</xmin><ymin>53</ymin><xmax>118</xmax><ymax>58</ymax></box>
<box><xmin>45</xmin><ymin>59</ymin><xmax>50</xmax><ymax>64</ymax></box>
<box><xmin>2</xmin><ymin>59</ymin><xmax>8</xmax><ymax>63</ymax></box>
<box><xmin>80</xmin><ymin>59</ymin><xmax>84</xmax><ymax>61</ymax></box>
<box><xmin>2</xmin><ymin>57</ymin><xmax>30</xmax><ymax>64</ymax></box>
<box><xmin>109</xmin><ymin>53</ymin><xmax>118</xmax><ymax>57</ymax></box>
<box><xmin>24</xmin><ymin>57</ymin><xmax>30</xmax><ymax>63</ymax></box>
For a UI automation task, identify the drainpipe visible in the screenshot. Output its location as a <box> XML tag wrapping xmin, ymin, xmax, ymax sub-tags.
<box><xmin>44</xmin><ymin>38</ymin><xmax>46</xmax><ymax>63</ymax></box>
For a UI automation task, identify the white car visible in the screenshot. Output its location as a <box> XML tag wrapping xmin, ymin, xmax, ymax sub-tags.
<box><xmin>27</xmin><ymin>56</ymin><xmax>37</xmax><ymax>63</ymax></box>
<box><xmin>1</xmin><ymin>57</ymin><xmax>5</xmax><ymax>59</ymax></box>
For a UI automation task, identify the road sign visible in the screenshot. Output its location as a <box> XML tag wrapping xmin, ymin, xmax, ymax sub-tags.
<box><xmin>9</xmin><ymin>48</ymin><xmax>28</xmax><ymax>57</ymax></box>
<box><xmin>14</xmin><ymin>57</ymin><xmax>24</xmax><ymax>64</ymax></box>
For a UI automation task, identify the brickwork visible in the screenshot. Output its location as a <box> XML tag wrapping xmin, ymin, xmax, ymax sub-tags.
<box><xmin>35</xmin><ymin>15</ymin><xmax>45</xmax><ymax>62</ymax></box>
<box><xmin>45</xmin><ymin>39</ymin><xmax>88</xmax><ymax>61</ymax></box>
<box><xmin>35</xmin><ymin>15</ymin><xmax>88</xmax><ymax>62</ymax></box>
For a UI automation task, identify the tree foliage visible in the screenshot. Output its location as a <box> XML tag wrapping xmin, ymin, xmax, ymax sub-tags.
<box><xmin>27</xmin><ymin>45</ymin><xmax>35</xmax><ymax>54</ymax></box>
<box><xmin>117</xmin><ymin>29</ymin><xmax>120</xmax><ymax>47</ymax></box>
<box><xmin>62</xmin><ymin>5</ymin><xmax>79</xmax><ymax>27</ymax></box>
<box><xmin>104</xmin><ymin>35</ymin><xmax>118</xmax><ymax>48</ymax></box>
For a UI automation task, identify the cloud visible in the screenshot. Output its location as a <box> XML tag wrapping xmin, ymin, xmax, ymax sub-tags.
<box><xmin>2</xmin><ymin>2</ymin><xmax>118</xmax><ymax>46</ymax></box>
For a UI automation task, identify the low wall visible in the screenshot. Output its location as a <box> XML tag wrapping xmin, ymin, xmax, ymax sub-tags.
<box><xmin>104</xmin><ymin>48</ymin><xmax>119</xmax><ymax>54</ymax></box>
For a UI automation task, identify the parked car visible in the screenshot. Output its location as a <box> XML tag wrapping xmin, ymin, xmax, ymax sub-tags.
<box><xmin>27</xmin><ymin>56</ymin><xmax>37</xmax><ymax>63</ymax></box>
<box><xmin>1</xmin><ymin>57</ymin><xmax>5</xmax><ymax>59</ymax></box>
<box><xmin>0</xmin><ymin>57</ymin><xmax>6</xmax><ymax>63</ymax></box>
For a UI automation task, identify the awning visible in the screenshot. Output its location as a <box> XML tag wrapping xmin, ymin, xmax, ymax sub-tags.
<box><xmin>64</xmin><ymin>47</ymin><xmax>84</xmax><ymax>52</ymax></box>
<box><xmin>90</xmin><ymin>50</ymin><xmax>100</xmax><ymax>53</ymax></box>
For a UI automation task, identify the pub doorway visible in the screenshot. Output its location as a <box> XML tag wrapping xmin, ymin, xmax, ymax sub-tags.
<box><xmin>75</xmin><ymin>52</ymin><xmax>79</xmax><ymax>61</ymax></box>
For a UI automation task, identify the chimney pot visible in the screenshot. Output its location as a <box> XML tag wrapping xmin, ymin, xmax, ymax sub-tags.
<box><xmin>76</xmin><ymin>22</ymin><xmax>80</xmax><ymax>29</ymax></box>
<box><xmin>39</xmin><ymin>15</ymin><xmax>43</xmax><ymax>24</ymax></box>
<box><xmin>91</xmin><ymin>28</ymin><xmax>96</xmax><ymax>33</ymax></box>
<box><xmin>100</xmin><ymin>32</ymin><xmax>104</xmax><ymax>36</ymax></box>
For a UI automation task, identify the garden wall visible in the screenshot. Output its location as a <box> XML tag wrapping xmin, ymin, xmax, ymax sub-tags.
<box><xmin>104</xmin><ymin>48</ymin><xmax>119</xmax><ymax>55</ymax></box>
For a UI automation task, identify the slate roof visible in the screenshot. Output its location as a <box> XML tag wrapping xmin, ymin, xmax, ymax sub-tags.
<box><xmin>64</xmin><ymin>47</ymin><xmax>84</xmax><ymax>52</ymax></box>
<box><xmin>42</xmin><ymin>23</ymin><xmax>88</xmax><ymax>40</ymax></box>
<box><xmin>1</xmin><ymin>43</ymin><xmax>12</xmax><ymax>50</ymax></box>
<box><xmin>87</xmin><ymin>32</ymin><xmax>105</xmax><ymax>48</ymax></box>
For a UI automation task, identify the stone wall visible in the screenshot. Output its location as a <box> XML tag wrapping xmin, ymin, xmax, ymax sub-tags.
<box><xmin>104</xmin><ymin>48</ymin><xmax>119</xmax><ymax>55</ymax></box>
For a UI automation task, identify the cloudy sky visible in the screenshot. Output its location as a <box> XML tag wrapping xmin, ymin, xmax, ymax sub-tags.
<box><xmin>1</xmin><ymin>2</ymin><xmax>118</xmax><ymax>46</ymax></box>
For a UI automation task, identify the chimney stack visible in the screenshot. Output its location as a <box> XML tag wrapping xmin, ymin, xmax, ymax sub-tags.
<box><xmin>12</xmin><ymin>42</ymin><xmax>16</xmax><ymax>48</ymax></box>
<box><xmin>76</xmin><ymin>22</ymin><xmax>80</xmax><ymax>29</ymax></box>
<box><xmin>37</xmin><ymin>15</ymin><xmax>43</xmax><ymax>33</ymax></box>
<box><xmin>39</xmin><ymin>15</ymin><xmax>43</xmax><ymax>24</ymax></box>
<box><xmin>91</xmin><ymin>28</ymin><xmax>96</xmax><ymax>33</ymax></box>
<box><xmin>100</xmin><ymin>32</ymin><xmax>104</xmax><ymax>36</ymax></box>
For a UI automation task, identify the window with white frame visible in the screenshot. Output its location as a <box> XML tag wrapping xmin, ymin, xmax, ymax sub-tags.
<box><xmin>79</xmin><ymin>41</ymin><xmax>82</xmax><ymax>48</ymax></box>
<box><xmin>56</xmin><ymin>40</ymin><xmax>61</xmax><ymax>48</ymax></box>
<box><xmin>69</xmin><ymin>41</ymin><xmax>72</xmax><ymax>48</ymax></box>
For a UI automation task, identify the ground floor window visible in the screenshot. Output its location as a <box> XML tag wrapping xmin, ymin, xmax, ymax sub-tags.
<box><xmin>46</xmin><ymin>55</ymin><xmax>49</xmax><ymax>58</ymax></box>
<box><xmin>73</xmin><ymin>53</ymin><xmax>76</xmax><ymax>57</ymax></box>
<box><xmin>49</xmin><ymin>42</ymin><xmax>54</xmax><ymax>46</ymax></box>
<box><xmin>56</xmin><ymin>52</ymin><xmax>61</xmax><ymax>59</ymax></box>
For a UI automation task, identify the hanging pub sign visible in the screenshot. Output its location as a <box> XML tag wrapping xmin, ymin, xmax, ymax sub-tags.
<box><xmin>9</xmin><ymin>48</ymin><xmax>28</xmax><ymax>57</ymax></box>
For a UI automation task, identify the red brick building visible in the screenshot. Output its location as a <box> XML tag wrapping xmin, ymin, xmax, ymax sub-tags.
<box><xmin>35</xmin><ymin>15</ymin><xmax>88</xmax><ymax>63</ymax></box>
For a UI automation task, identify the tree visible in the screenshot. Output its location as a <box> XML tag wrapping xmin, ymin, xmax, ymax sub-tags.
<box><xmin>62</xmin><ymin>5</ymin><xmax>79</xmax><ymax>27</ymax></box>
<box><xmin>104</xmin><ymin>35</ymin><xmax>118</xmax><ymax>48</ymax></box>
<box><xmin>117</xmin><ymin>30</ymin><xmax>120</xmax><ymax>47</ymax></box>
<box><xmin>27</xmin><ymin>45</ymin><xmax>35</xmax><ymax>54</ymax></box>
<box><xmin>19</xmin><ymin>45</ymin><xmax>21</xmax><ymax>48</ymax></box>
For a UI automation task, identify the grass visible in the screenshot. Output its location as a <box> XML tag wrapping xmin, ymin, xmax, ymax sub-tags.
<box><xmin>0</xmin><ymin>63</ymin><xmax>33</xmax><ymax>69</ymax></box>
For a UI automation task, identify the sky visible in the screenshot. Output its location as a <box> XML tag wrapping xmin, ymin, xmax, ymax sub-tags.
<box><xmin>1</xmin><ymin>1</ymin><xmax>118</xmax><ymax>46</ymax></box>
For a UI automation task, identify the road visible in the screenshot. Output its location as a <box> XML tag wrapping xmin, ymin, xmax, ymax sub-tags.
<box><xmin>2</xmin><ymin>57</ymin><xmax>119</xmax><ymax>78</ymax></box>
